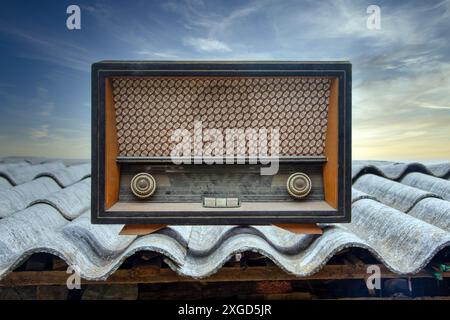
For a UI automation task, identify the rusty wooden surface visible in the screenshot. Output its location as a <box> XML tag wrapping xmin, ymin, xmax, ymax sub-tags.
<box><xmin>1</xmin><ymin>264</ymin><xmax>447</xmax><ymax>287</ymax></box>
<box><xmin>104</xmin><ymin>78</ymin><xmax>120</xmax><ymax>209</ymax></box>
<box><xmin>323</xmin><ymin>77</ymin><xmax>339</xmax><ymax>209</ymax></box>
<box><xmin>273</xmin><ymin>223</ymin><xmax>323</xmax><ymax>234</ymax></box>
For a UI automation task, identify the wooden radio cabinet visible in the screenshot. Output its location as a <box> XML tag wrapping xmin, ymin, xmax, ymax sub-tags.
<box><xmin>91</xmin><ymin>61</ymin><xmax>351</xmax><ymax>225</ymax></box>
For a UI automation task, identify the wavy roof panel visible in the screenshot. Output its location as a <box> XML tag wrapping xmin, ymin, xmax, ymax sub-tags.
<box><xmin>0</xmin><ymin>159</ymin><xmax>448</xmax><ymax>280</ymax></box>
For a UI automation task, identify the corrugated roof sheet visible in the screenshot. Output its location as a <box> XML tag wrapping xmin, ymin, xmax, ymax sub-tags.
<box><xmin>0</xmin><ymin>158</ymin><xmax>449</xmax><ymax>280</ymax></box>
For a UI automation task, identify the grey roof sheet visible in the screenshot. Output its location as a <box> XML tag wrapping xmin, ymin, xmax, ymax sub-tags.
<box><xmin>0</xmin><ymin>162</ymin><xmax>65</xmax><ymax>186</ymax></box>
<box><xmin>0</xmin><ymin>158</ymin><xmax>449</xmax><ymax>280</ymax></box>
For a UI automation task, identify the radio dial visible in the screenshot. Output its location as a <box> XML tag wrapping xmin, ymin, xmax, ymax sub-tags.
<box><xmin>287</xmin><ymin>172</ymin><xmax>312</xmax><ymax>199</ymax></box>
<box><xmin>130</xmin><ymin>173</ymin><xmax>156</xmax><ymax>198</ymax></box>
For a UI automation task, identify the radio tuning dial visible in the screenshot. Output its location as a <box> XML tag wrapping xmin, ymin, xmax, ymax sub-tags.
<box><xmin>130</xmin><ymin>173</ymin><xmax>156</xmax><ymax>199</ymax></box>
<box><xmin>287</xmin><ymin>172</ymin><xmax>312</xmax><ymax>199</ymax></box>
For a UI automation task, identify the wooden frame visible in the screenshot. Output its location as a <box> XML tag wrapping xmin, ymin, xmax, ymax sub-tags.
<box><xmin>0</xmin><ymin>264</ymin><xmax>444</xmax><ymax>287</ymax></box>
<box><xmin>92</xmin><ymin>61</ymin><xmax>351</xmax><ymax>225</ymax></box>
<box><xmin>104</xmin><ymin>78</ymin><xmax>120</xmax><ymax>209</ymax></box>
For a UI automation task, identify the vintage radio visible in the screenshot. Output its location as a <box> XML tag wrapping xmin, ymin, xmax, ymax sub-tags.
<box><xmin>92</xmin><ymin>61</ymin><xmax>351</xmax><ymax>226</ymax></box>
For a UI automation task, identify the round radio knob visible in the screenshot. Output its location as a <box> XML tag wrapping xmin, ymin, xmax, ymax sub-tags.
<box><xmin>287</xmin><ymin>172</ymin><xmax>312</xmax><ymax>199</ymax></box>
<box><xmin>130</xmin><ymin>173</ymin><xmax>156</xmax><ymax>199</ymax></box>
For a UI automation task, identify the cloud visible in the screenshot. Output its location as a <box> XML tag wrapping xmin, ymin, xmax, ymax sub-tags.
<box><xmin>352</xmin><ymin>61</ymin><xmax>450</xmax><ymax>160</ymax></box>
<box><xmin>37</xmin><ymin>102</ymin><xmax>55</xmax><ymax>117</ymax></box>
<box><xmin>0</xmin><ymin>24</ymin><xmax>93</xmax><ymax>72</ymax></box>
<box><xmin>36</xmin><ymin>86</ymin><xmax>49</xmax><ymax>97</ymax></box>
<box><xmin>1</xmin><ymin>122</ymin><xmax>91</xmax><ymax>158</ymax></box>
<box><xmin>29</xmin><ymin>125</ymin><xmax>49</xmax><ymax>139</ymax></box>
<box><xmin>163</xmin><ymin>0</ymin><xmax>264</xmax><ymax>36</ymax></box>
<box><xmin>419</xmin><ymin>105</ymin><xmax>450</xmax><ymax>110</ymax></box>
<box><xmin>135</xmin><ymin>50</ymin><xmax>180</xmax><ymax>59</ymax></box>
<box><xmin>183</xmin><ymin>37</ymin><xmax>231</xmax><ymax>52</ymax></box>
<box><xmin>83</xmin><ymin>3</ymin><xmax>113</xmax><ymax>17</ymax></box>
<box><xmin>0</xmin><ymin>0</ymin><xmax>448</xmax><ymax>161</ymax></box>
<box><xmin>277</xmin><ymin>2</ymin><xmax>415</xmax><ymax>43</ymax></box>
<box><xmin>2</xmin><ymin>127</ymin><xmax>90</xmax><ymax>158</ymax></box>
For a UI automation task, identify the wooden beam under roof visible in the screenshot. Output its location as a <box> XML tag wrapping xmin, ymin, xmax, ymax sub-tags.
<box><xmin>0</xmin><ymin>264</ymin><xmax>448</xmax><ymax>287</ymax></box>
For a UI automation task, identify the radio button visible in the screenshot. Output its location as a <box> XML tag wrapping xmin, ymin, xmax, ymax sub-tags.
<box><xmin>130</xmin><ymin>173</ymin><xmax>156</xmax><ymax>198</ymax></box>
<box><xmin>215</xmin><ymin>198</ymin><xmax>227</xmax><ymax>207</ymax></box>
<box><xmin>287</xmin><ymin>173</ymin><xmax>312</xmax><ymax>199</ymax></box>
<box><xmin>203</xmin><ymin>197</ymin><xmax>240</xmax><ymax>208</ymax></box>
<box><xmin>226</xmin><ymin>198</ymin><xmax>240</xmax><ymax>207</ymax></box>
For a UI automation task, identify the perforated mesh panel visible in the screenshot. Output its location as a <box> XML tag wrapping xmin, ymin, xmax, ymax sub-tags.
<box><xmin>112</xmin><ymin>77</ymin><xmax>331</xmax><ymax>157</ymax></box>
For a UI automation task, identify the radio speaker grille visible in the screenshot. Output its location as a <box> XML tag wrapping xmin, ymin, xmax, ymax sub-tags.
<box><xmin>111</xmin><ymin>77</ymin><xmax>331</xmax><ymax>157</ymax></box>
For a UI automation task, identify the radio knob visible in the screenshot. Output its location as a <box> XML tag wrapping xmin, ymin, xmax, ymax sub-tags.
<box><xmin>287</xmin><ymin>173</ymin><xmax>312</xmax><ymax>199</ymax></box>
<box><xmin>130</xmin><ymin>173</ymin><xmax>156</xmax><ymax>199</ymax></box>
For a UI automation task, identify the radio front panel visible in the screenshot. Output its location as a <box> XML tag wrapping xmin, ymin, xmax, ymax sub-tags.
<box><xmin>91</xmin><ymin>61</ymin><xmax>351</xmax><ymax>225</ymax></box>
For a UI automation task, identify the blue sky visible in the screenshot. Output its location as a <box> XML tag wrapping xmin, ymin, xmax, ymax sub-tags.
<box><xmin>0</xmin><ymin>0</ymin><xmax>449</xmax><ymax>160</ymax></box>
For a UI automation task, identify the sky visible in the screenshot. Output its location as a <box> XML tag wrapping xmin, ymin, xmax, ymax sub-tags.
<box><xmin>0</xmin><ymin>0</ymin><xmax>449</xmax><ymax>160</ymax></box>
